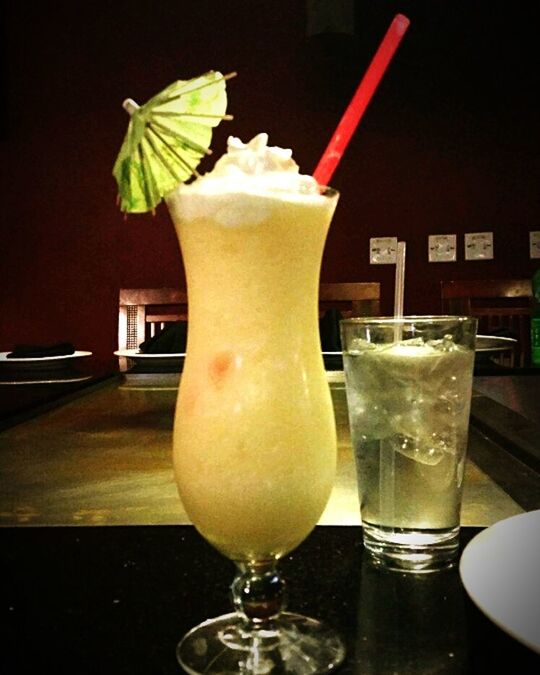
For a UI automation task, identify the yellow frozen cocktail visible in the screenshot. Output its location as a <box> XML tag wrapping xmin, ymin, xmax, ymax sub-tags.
<box><xmin>166</xmin><ymin>133</ymin><xmax>345</xmax><ymax>672</ymax></box>
<box><xmin>167</xmin><ymin>134</ymin><xmax>338</xmax><ymax>561</ymax></box>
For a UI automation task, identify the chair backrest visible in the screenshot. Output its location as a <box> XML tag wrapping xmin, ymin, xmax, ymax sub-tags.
<box><xmin>440</xmin><ymin>279</ymin><xmax>532</xmax><ymax>367</ymax></box>
<box><xmin>118</xmin><ymin>288</ymin><xmax>188</xmax><ymax>369</ymax></box>
<box><xmin>319</xmin><ymin>282</ymin><xmax>381</xmax><ymax>317</ymax></box>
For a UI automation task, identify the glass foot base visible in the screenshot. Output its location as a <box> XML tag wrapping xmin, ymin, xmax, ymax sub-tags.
<box><xmin>363</xmin><ymin>523</ymin><xmax>460</xmax><ymax>574</ymax></box>
<box><xmin>177</xmin><ymin>611</ymin><xmax>346</xmax><ymax>674</ymax></box>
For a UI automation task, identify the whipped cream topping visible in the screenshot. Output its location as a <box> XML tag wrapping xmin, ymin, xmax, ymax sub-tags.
<box><xmin>213</xmin><ymin>133</ymin><xmax>297</xmax><ymax>175</ymax></box>
<box><xmin>166</xmin><ymin>134</ymin><xmax>335</xmax><ymax>226</ymax></box>
<box><xmin>183</xmin><ymin>133</ymin><xmax>321</xmax><ymax>196</ymax></box>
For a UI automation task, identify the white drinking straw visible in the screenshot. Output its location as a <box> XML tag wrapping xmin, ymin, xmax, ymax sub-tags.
<box><xmin>393</xmin><ymin>241</ymin><xmax>406</xmax><ymax>341</ymax></box>
<box><xmin>381</xmin><ymin>240</ymin><xmax>407</xmax><ymax>524</ymax></box>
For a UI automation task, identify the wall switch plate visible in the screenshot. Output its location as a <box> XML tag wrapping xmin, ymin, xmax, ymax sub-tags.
<box><xmin>530</xmin><ymin>231</ymin><xmax>540</xmax><ymax>259</ymax></box>
<box><xmin>464</xmin><ymin>231</ymin><xmax>494</xmax><ymax>260</ymax></box>
<box><xmin>370</xmin><ymin>237</ymin><xmax>397</xmax><ymax>264</ymax></box>
<box><xmin>428</xmin><ymin>234</ymin><xmax>457</xmax><ymax>262</ymax></box>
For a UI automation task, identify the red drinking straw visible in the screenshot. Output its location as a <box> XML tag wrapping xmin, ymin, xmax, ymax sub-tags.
<box><xmin>313</xmin><ymin>13</ymin><xmax>410</xmax><ymax>186</ymax></box>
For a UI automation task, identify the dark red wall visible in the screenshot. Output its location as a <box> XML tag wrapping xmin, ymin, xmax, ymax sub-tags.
<box><xmin>1</xmin><ymin>1</ymin><xmax>539</xmax><ymax>370</ymax></box>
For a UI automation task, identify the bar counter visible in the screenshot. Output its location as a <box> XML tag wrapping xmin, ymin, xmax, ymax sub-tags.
<box><xmin>1</xmin><ymin>372</ymin><xmax>540</xmax><ymax>672</ymax></box>
<box><xmin>1</xmin><ymin>372</ymin><xmax>538</xmax><ymax>527</ymax></box>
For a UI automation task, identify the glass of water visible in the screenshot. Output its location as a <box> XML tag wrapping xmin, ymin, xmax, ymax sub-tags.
<box><xmin>340</xmin><ymin>316</ymin><xmax>477</xmax><ymax>573</ymax></box>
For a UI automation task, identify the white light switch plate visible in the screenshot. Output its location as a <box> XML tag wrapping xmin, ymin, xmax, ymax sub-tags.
<box><xmin>428</xmin><ymin>234</ymin><xmax>457</xmax><ymax>262</ymax></box>
<box><xmin>370</xmin><ymin>237</ymin><xmax>397</xmax><ymax>264</ymax></box>
<box><xmin>464</xmin><ymin>232</ymin><xmax>494</xmax><ymax>260</ymax></box>
<box><xmin>530</xmin><ymin>231</ymin><xmax>540</xmax><ymax>259</ymax></box>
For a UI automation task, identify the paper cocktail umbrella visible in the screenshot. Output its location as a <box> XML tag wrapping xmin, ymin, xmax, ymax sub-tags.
<box><xmin>113</xmin><ymin>70</ymin><xmax>235</xmax><ymax>213</ymax></box>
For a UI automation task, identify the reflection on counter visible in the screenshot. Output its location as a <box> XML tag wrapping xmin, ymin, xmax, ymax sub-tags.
<box><xmin>354</xmin><ymin>558</ymin><xmax>467</xmax><ymax>673</ymax></box>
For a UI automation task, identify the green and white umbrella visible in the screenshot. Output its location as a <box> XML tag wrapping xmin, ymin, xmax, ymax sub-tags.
<box><xmin>113</xmin><ymin>70</ymin><xmax>235</xmax><ymax>213</ymax></box>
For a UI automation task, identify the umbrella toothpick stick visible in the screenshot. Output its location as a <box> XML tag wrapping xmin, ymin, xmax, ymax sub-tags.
<box><xmin>122</xmin><ymin>98</ymin><xmax>140</xmax><ymax>115</ymax></box>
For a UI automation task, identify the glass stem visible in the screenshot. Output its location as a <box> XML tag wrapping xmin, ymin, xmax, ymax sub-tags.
<box><xmin>230</xmin><ymin>561</ymin><xmax>287</xmax><ymax>630</ymax></box>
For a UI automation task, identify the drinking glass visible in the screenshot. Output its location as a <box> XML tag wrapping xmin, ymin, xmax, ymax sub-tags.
<box><xmin>340</xmin><ymin>316</ymin><xmax>477</xmax><ymax>573</ymax></box>
<box><xmin>166</xmin><ymin>185</ymin><xmax>345</xmax><ymax>673</ymax></box>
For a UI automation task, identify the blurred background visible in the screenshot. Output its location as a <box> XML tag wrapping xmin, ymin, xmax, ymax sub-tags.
<box><xmin>1</xmin><ymin>0</ymin><xmax>539</xmax><ymax>370</ymax></box>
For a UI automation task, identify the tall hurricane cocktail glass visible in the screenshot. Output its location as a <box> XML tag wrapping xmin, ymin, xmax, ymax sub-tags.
<box><xmin>166</xmin><ymin>135</ymin><xmax>345</xmax><ymax>673</ymax></box>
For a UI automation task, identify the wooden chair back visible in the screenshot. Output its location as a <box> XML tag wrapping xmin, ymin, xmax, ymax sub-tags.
<box><xmin>118</xmin><ymin>288</ymin><xmax>188</xmax><ymax>370</ymax></box>
<box><xmin>440</xmin><ymin>279</ymin><xmax>532</xmax><ymax>367</ymax></box>
<box><xmin>319</xmin><ymin>282</ymin><xmax>381</xmax><ymax>318</ymax></box>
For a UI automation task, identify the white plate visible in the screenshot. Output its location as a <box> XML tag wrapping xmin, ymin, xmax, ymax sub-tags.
<box><xmin>476</xmin><ymin>335</ymin><xmax>517</xmax><ymax>353</ymax></box>
<box><xmin>0</xmin><ymin>351</ymin><xmax>92</xmax><ymax>371</ymax></box>
<box><xmin>114</xmin><ymin>349</ymin><xmax>185</xmax><ymax>366</ymax></box>
<box><xmin>459</xmin><ymin>510</ymin><xmax>540</xmax><ymax>654</ymax></box>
